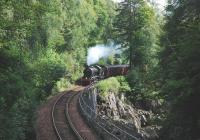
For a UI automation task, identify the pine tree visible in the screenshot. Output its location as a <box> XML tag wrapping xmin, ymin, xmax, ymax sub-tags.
<box><xmin>114</xmin><ymin>0</ymin><xmax>158</xmax><ymax>69</ymax></box>
<box><xmin>114</xmin><ymin>0</ymin><xmax>160</xmax><ymax>99</ymax></box>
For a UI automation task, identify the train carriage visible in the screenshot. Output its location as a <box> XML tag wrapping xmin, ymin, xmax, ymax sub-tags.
<box><xmin>104</xmin><ymin>65</ymin><xmax>129</xmax><ymax>78</ymax></box>
<box><xmin>79</xmin><ymin>64</ymin><xmax>129</xmax><ymax>86</ymax></box>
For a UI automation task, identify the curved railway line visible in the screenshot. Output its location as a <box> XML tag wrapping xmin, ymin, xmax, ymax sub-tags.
<box><xmin>51</xmin><ymin>86</ymin><xmax>100</xmax><ymax>140</ymax></box>
<box><xmin>52</xmin><ymin>90</ymin><xmax>77</xmax><ymax>140</ymax></box>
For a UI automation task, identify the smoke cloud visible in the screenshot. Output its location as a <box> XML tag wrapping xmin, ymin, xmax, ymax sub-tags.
<box><xmin>87</xmin><ymin>42</ymin><xmax>121</xmax><ymax>65</ymax></box>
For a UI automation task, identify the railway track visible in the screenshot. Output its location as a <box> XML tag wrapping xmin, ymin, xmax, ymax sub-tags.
<box><xmin>52</xmin><ymin>90</ymin><xmax>77</xmax><ymax>140</ymax></box>
<box><xmin>51</xmin><ymin>87</ymin><xmax>99</xmax><ymax>140</ymax></box>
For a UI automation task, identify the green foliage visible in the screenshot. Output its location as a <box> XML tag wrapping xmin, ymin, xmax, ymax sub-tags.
<box><xmin>96</xmin><ymin>77</ymin><xmax>120</xmax><ymax>98</ymax></box>
<box><xmin>96</xmin><ymin>76</ymin><xmax>131</xmax><ymax>99</ymax></box>
<box><xmin>114</xmin><ymin>0</ymin><xmax>161</xmax><ymax>102</ymax></box>
<box><xmin>0</xmin><ymin>50</ymin><xmax>38</xmax><ymax>140</ymax></box>
<box><xmin>30</xmin><ymin>52</ymin><xmax>66</xmax><ymax>99</ymax></box>
<box><xmin>0</xmin><ymin>0</ymin><xmax>115</xmax><ymax>139</ymax></box>
<box><xmin>116</xmin><ymin>76</ymin><xmax>131</xmax><ymax>93</ymax></box>
<box><xmin>158</xmin><ymin>0</ymin><xmax>200</xmax><ymax>139</ymax></box>
<box><xmin>98</xmin><ymin>54</ymin><xmax>116</xmax><ymax>65</ymax></box>
<box><xmin>114</xmin><ymin>0</ymin><xmax>160</xmax><ymax>68</ymax></box>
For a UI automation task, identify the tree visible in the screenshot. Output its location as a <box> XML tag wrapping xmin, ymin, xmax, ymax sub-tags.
<box><xmin>114</xmin><ymin>0</ymin><xmax>156</xmax><ymax>69</ymax></box>
<box><xmin>159</xmin><ymin>0</ymin><xmax>200</xmax><ymax>139</ymax></box>
<box><xmin>114</xmin><ymin>0</ymin><xmax>160</xmax><ymax>99</ymax></box>
<box><xmin>0</xmin><ymin>0</ymin><xmax>116</xmax><ymax>139</ymax></box>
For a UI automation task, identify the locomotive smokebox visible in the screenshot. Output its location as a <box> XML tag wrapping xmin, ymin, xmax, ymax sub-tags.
<box><xmin>83</xmin><ymin>64</ymin><xmax>91</xmax><ymax>79</ymax></box>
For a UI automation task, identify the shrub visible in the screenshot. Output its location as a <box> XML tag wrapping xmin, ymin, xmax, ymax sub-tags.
<box><xmin>96</xmin><ymin>77</ymin><xmax>120</xmax><ymax>98</ymax></box>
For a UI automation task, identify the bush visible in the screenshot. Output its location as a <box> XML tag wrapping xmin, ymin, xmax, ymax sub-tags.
<box><xmin>116</xmin><ymin>76</ymin><xmax>131</xmax><ymax>93</ymax></box>
<box><xmin>0</xmin><ymin>49</ymin><xmax>66</xmax><ymax>139</ymax></box>
<box><xmin>96</xmin><ymin>77</ymin><xmax>120</xmax><ymax>98</ymax></box>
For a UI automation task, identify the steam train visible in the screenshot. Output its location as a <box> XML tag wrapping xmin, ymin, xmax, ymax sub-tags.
<box><xmin>80</xmin><ymin>64</ymin><xmax>129</xmax><ymax>85</ymax></box>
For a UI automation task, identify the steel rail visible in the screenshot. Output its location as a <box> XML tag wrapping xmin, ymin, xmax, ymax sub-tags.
<box><xmin>65</xmin><ymin>92</ymin><xmax>84</xmax><ymax>140</ymax></box>
<box><xmin>51</xmin><ymin>87</ymin><xmax>81</xmax><ymax>140</ymax></box>
<box><xmin>51</xmin><ymin>92</ymin><xmax>66</xmax><ymax>140</ymax></box>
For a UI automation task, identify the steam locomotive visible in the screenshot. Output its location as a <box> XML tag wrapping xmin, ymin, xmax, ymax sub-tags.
<box><xmin>80</xmin><ymin>64</ymin><xmax>129</xmax><ymax>85</ymax></box>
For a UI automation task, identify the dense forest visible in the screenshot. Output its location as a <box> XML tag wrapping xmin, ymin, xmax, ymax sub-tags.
<box><xmin>0</xmin><ymin>0</ymin><xmax>199</xmax><ymax>139</ymax></box>
<box><xmin>0</xmin><ymin>0</ymin><xmax>115</xmax><ymax>139</ymax></box>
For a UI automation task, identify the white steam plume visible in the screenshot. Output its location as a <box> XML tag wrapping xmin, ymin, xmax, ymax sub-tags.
<box><xmin>87</xmin><ymin>42</ymin><xmax>121</xmax><ymax>65</ymax></box>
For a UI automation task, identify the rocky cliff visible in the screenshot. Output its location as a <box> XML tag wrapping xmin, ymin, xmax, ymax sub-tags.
<box><xmin>97</xmin><ymin>91</ymin><xmax>162</xmax><ymax>140</ymax></box>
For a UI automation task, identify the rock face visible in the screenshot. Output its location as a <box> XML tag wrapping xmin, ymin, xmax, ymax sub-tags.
<box><xmin>134</xmin><ymin>99</ymin><xmax>162</xmax><ymax>113</ymax></box>
<box><xmin>97</xmin><ymin>92</ymin><xmax>161</xmax><ymax>140</ymax></box>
